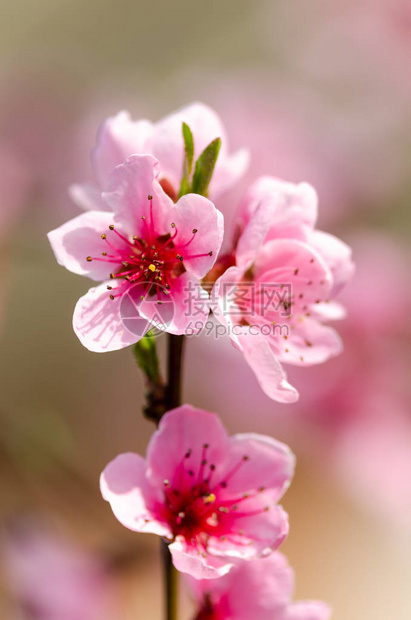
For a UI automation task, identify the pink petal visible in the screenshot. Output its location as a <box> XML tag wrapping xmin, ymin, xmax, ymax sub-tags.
<box><xmin>148</xmin><ymin>102</ymin><xmax>247</xmax><ymax>199</ymax></box>
<box><xmin>169</xmin><ymin>273</ymin><xmax>210</xmax><ymax>334</ymax></box>
<box><xmin>48</xmin><ymin>211</ymin><xmax>123</xmax><ymax>281</ymax></box>
<box><xmin>169</xmin><ymin>193</ymin><xmax>224</xmax><ymax>278</ymax></box>
<box><xmin>169</xmin><ymin>540</ymin><xmax>233</xmax><ymax>580</ymax></box>
<box><xmin>311</xmin><ymin>300</ymin><xmax>346</xmax><ymax>322</ymax></box>
<box><xmin>235</xmin><ymin>195</ymin><xmax>277</xmax><ymax>271</ymax></box>
<box><xmin>148</xmin><ymin>102</ymin><xmax>226</xmax><ymax>194</ymax></box>
<box><xmin>210</xmin><ymin>147</ymin><xmax>250</xmax><ymax>200</ymax></box>
<box><xmin>238</xmin><ymin>176</ymin><xmax>318</xmax><ymax>235</ymax></box>
<box><xmin>73</xmin><ymin>282</ymin><xmax>139</xmax><ymax>352</ymax></box>
<box><xmin>138</xmin><ymin>272</ymin><xmax>210</xmax><ymax>336</ymax></box>
<box><xmin>208</xmin><ymin>503</ymin><xmax>289</xmax><ymax>560</ymax></box>
<box><xmin>185</xmin><ymin>553</ymin><xmax>331</xmax><ymax>619</ymax></box>
<box><xmin>253</xmin><ymin>239</ymin><xmax>333</xmax><ymax>301</ymax></box>
<box><xmin>211</xmin><ymin>265</ymin><xmax>243</xmax><ymax>332</ymax></box>
<box><xmin>227</xmin><ymin>553</ymin><xmax>294</xmax><ymax>609</ymax></box>
<box><xmin>214</xmin><ymin>553</ymin><xmax>294</xmax><ymax>618</ymax></box>
<box><xmin>118</xmin><ymin>284</ymin><xmax>154</xmax><ymax>340</ymax></box>
<box><xmin>236</xmin><ymin>332</ymin><xmax>299</xmax><ymax>403</ymax></box>
<box><xmin>310</xmin><ymin>229</ymin><xmax>355</xmax><ymax>296</ymax></box>
<box><xmin>219</xmin><ymin>433</ymin><xmax>295</xmax><ymax>501</ymax></box>
<box><xmin>146</xmin><ymin>405</ymin><xmax>230</xmax><ymax>487</ymax></box>
<box><xmin>183</xmin><ymin>570</ymin><xmax>229</xmax><ymax>605</ymax></box>
<box><xmin>68</xmin><ymin>182</ymin><xmax>110</xmax><ymax>212</ymax></box>
<box><xmin>103</xmin><ymin>155</ymin><xmax>172</xmax><ymax>237</ymax></box>
<box><xmin>92</xmin><ymin>111</ymin><xmax>153</xmax><ymax>187</ymax></box>
<box><xmin>277</xmin><ymin>318</ymin><xmax>343</xmax><ymax>366</ymax></box>
<box><xmin>100</xmin><ymin>453</ymin><xmax>170</xmax><ymax>537</ymax></box>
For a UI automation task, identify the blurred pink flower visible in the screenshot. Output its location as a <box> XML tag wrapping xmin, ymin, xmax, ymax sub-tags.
<box><xmin>186</xmin><ymin>552</ymin><xmax>331</xmax><ymax>620</ymax></box>
<box><xmin>286</xmin><ymin>233</ymin><xmax>411</xmax><ymax>426</ymax></box>
<box><xmin>186</xmin><ymin>224</ymin><xmax>411</xmax><ymax>528</ymax></box>
<box><xmin>211</xmin><ymin>177</ymin><xmax>353</xmax><ymax>403</ymax></box>
<box><xmin>71</xmin><ymin>101</ymin><xmax>248</xmax><ymax>210</ymax></box>
<box><xmin>2</xmin><ymin>522</ymin><xmax>113</xmax><ymax>620</ymax></box>
<box><xmin>203</xmin><ymin>232</ymin><xmax>411</xmax><ymax>529</ymax></box>
<box><xmin>289</xmin><ymin>233</ymin><xmax>411</xmax><ymax>527</ymax></box>
<box><xmin>337</xmin><ymin>233</ymin><xmax>411</xmax><ymax>338</ymax></box>
<box><xmin>101</xmin><ymin>405</ymin><xmax>294</xmax><ymax>579</ymax></box>
<box><xmin>48</xmin><ymin>154</ymin><xmax>223</xmax><ymax>352</ymax></box>
<box><xmin>334</xmin><ymin>393</ymin><xmax>411</xmax><ymax>530</ymax></box>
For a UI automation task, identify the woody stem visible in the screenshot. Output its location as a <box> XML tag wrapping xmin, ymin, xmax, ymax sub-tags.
<box><xmin>166</xmin><ymin>334</ymin><xmax>185</xmax><ymax>411</ymax></box>
<box><xmin>163</xmin><ymin>333</ymin><xmax>185</xmax><ymax>620</ymax></box>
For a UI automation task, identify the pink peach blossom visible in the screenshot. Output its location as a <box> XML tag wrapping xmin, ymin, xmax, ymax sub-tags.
<box><xmin>211</xmin><ymin>177</ymin><xmax>353</xmax><ymax>403</ymax></box>
<box><xmin>70</xmin><ymin>101</ymin><xmax>248</xmax><ymax>210</ymax></box>
<box><xmin>48</xmin><ymin>155</ymin><xmax>223</xmax><ymax>352</ymax></box>
<box><xmin>286</xmin><ymin>234</ymin><xmax>411</xmax><ymax>527</ymax></box>
<box><xmin>335</xmin><ymin>392</ymin><xmax>411</xmax><ymax>530</ymax></box>
<box><xmin>101</xmin><ymin>405</ymin><xmax>294</xmax><ymax>579</ymax></box>
<box><xmin>283</xmin><ymin>232</ymin><xmax>411</xmax><ymax>426</ymax></box>
<box><xmin>186</xmin><ymin>552</ymin><xmax>331</xmax><ymax>620</ymax></box>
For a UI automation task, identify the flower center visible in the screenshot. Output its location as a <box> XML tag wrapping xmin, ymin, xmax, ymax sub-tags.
<box><xmin>86</xmin><ymin>195</ymin><xmax>213</xmax><ymax>303</ymax></box>
<box><xmin>194</xmin><ymin>597</ymin><xmax>221</xmax><ymax>620</ymax></box>
<box><xmin>160</xmin><ymin>445</ymin><xmax>269</xmax><ymax>549</ymax></box>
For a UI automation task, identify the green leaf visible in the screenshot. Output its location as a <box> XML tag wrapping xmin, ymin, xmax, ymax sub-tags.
<box><xmin>182</xmin><ymin>122</ymin><xmax>194</xmax><ymax>173</ymax></box>
<box><xmin>191</xmin><ymin>137</ymin><xmax>221</xmax><ymax>197</ymax></box>
<box><xmin>133</xmin><ymin>332</ymin><xmax>161</xmax><ymax>385</ymax></box>
<box><xmin>179</xmin><ymin>122</ymin><xmax>195</xmax><ymax>198</ymax></box>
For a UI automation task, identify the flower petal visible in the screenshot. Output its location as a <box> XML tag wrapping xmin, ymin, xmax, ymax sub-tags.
<box><xmin>310</xmin><ymin>229</ymin><xmax>355</xmax><ymax>296</ymax></box>
<box><xmin>210</xmin><ymin>147</ymin><xmax>249</xmax><ymax>201</ymax></box>
<box><xmin>169</xmin><ymin>193</ymin><xmax>224</xmax><ymax>279</ymax></box>
<box><xmin>146</xmin><ymin>405</ymin><xmax>230</xmax><ymax>487</ymax></box>
<box><xmin>235</xmin><ymin>195</ymin><xmax>277</xmax><ymax>271</ymax></box>
<box><xmin>311</xmin><ymin>300</ymin><xmax>346</xmax><ymax>322</ymax></box>
<box><xmin>186</xmin><ymin>552</ymin><xmax>331</xmax><ymax>619</ymax></box>
<box><xmin>48</xmin><ymin>211</ymin><xmax>124</xmax><ymax>281</ymax></box>
<box><xmin>211</xmin><ymin>265</ymin><xmax>243</xmax><ymax>334</ymax></box>
<box><xmin>238</xmin><ymin>176</ymin><xmax>318</xmax><ymax>237</ymax></box>
<box><xmin>73</xmin><ymin>282</ymin><xmax>139</xmax><ymax>352</ymax></box>
<box><xmin>276</xmin><ymin>318</ymin><xmax>343</xmax><ymax>366</ymax></box>
<box><xmin>69</xmin><ymin>182</ymin><xmax>110</xmax><ymax>212</ymax></box>
<box><xmin>103</xmin><ymin>155</ymin><xmax>172</xmax><ymax>237</ymax></box>
<box><xmin>100</xmin><ymin>453</ymin><xmax>170</xmax><ymax>537</ymax></box>
<box><xmin>148</xmin><ymin>102</ymin><xmax>247</xmax><ymax>199</ymax></box>
<box><xmin>169</xmin><ymin>273</ymin><xmax>210</xmax><ymax>334</ymax></box>
<box><xmin>92</xmin><ymin>111</ymin><xmax>153</xmax><ymax>187</ymax></box>
<box><xmin>138</xmin><ymin>272</ymin><xmax>210</xmax><ymax>336</ymax></box>
<box><xmin>236</xmin><ymin>332</ymin><xmax>299</xmax><ymax>403</ymax></box>
<box><xmin>253</xmin><ymin>239</ymin><xmax>333</xmax><ymax>302</ymax></box>
<box><xmin>208</xmin><ymin>503</ymin><xmax>289</xmax><ymax>559</ymax></box>
<box><xmin>218</xmin><ymin>433</ymin><xmax>295</xmax><ymax>502</ymax></box>
<box><xmin>169</xmin><ymin>540</ymin><xmax>233</xmax><ymax>580</ymax></box>
<box><xmin>212</xmin><ymin>553</ymin><xmax>294</xmax><ymax>618</ymax></box>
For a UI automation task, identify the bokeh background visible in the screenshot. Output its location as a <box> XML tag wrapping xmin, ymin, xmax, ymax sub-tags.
<box><xmin>0</xmin><ymin>1</ymin><xmax>410</xmax><ymax>618</ymax></box>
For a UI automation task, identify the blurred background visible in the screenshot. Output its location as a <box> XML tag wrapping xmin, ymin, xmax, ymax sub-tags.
<box><xmin>0</xmin><ymin>0</ymin><xmax>410</xmax><ymax>618</ymax></box>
